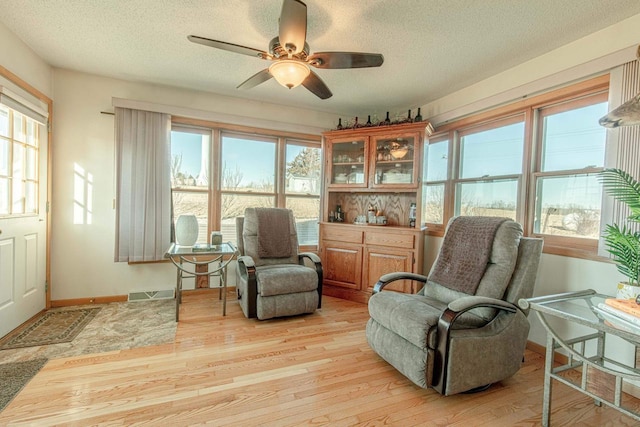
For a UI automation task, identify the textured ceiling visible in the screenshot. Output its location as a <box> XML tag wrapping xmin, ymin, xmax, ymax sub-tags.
<box><xmin>1</xmin><ymin>0</ymin><xmax>640</xmax><ymax>117</ymax></box>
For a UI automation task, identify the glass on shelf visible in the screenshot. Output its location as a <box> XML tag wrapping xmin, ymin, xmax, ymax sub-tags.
<box><xmin>374</xmin><ymin>136</ymin><xmax>415</xmax><ymax>185</ymax></box>
<box><xmin>331</xmin><ymin>139</ymin><xmax>366</xmax><ymax>185</ymax></box>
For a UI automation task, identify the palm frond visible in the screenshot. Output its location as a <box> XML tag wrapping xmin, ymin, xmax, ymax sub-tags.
<box><xmin>602</xmin><ymin>223</ymin><xmax>640</xmax><ymax>285</ymax></box>
<box><xmin>599</xmin><ymin>168</ymin><xmax>640</xmax><ymax>221</ymax></box>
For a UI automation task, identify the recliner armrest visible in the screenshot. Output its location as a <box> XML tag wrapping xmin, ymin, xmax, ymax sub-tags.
<box><xmin>237</xmin><ymin>255</ymin><xmax>255</xmax><ymax>270</ymax></box>
<box><xmin>299</xmin><ymin>252</ymin><xmax>323</xmax><ymax>309</ymax></box>
<box><xmin>299</xmin><ymin>252</ymin><xmax>321</xmax><ymax>264</ymax></box>
<box><xmin>433</xmin><ymin>295</ymin><xmax>519</xmax><ymax>395</ymax></box>
<box><xmin>446</xmin><ymin>296</ymin><xmax>518</xmax><ymax>317</ymax></box>
<box><xmin>237</xmin><ymin>255</ymin><xmax>258</xmax><ymax>318</ymax></box>
<box><xmin>373</xmin><ymin>272</ymin><xmax>428</xmax><ymax>294</ymax></box>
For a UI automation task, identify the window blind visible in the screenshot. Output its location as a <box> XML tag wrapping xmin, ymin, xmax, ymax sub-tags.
<box><xmin>0</xmin><ymin>85</ymin><xmax>48</xmax><ymax>125</ymax></box>
<box><xmin>599</xmin><ymin>59</ymin><xmax>640</xmax><ymax>257</ymax></box>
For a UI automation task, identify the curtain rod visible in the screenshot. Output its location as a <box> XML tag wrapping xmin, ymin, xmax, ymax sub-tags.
<box><xmin>101</xmin><ymin>111</ymin><xmax>115</xmax><ymax>116</ymax></box>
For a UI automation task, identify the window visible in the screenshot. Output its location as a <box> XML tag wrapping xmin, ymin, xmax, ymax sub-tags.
<box><xmin>221</xmin><ymin>132</ymin><xmax>277</xmax><ymax>244</ymax></box>
<box><xmin>169</xmin><ymin>121</ymin><xmax>321</xmax><ymax>248</ymax></box>
<box><xmin>0</xmin><ymin>105</ymin><xmax>40</xmax><ymax>216</ymax></box>
<box><xmin>170</xmin><ymin>127</ymin><xmax>211</xmax><ymax>244</ymax></box>
<box><xmin>456</xmin><ymin>116</ymin><xmax>525</xmax><ymax>220</ymax></box>
<box><xmin>422</xmin><ymin>135</ymin><xmax>449</xmax><ymax>226</ymax></box>
<box><xmin>423</xmin><ymin>75</ymin><xmax>609</xmax><ymax>258</ymax></box>
<box><xmin>533</xmin><ymin>92</ymin><xmax>608</xmax><ymax>243</ymax></box>
<box><xmin>285</xmin><ymin>141</ymin><xmax>321</xmax><ymax>245</ymax></box>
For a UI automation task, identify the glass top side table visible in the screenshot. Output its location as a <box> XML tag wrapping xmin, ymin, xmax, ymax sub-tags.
<box><xmin>165</xmin><ymin>242</ymin><xmax>238</xmax><ymax>321</ymax></box>
<box><xmin>520</xmin><ymin>289</ymin><xmax>640</xmax><ymax>426</ymax></box>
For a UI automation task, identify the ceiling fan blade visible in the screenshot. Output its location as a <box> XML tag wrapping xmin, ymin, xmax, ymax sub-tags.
<box><xmin>188</xmin><ymin>35</ymin><xmax>271</xmax><ymax>60</ymax></box>
<box><xmin>236</xmin><ymin>69</ymin><xmax>273</xmax><ymax>90</ymax></box>
<box><xmin>302</xmin><ymin>71</ymin><xmax>332</xmax><ymax>99</ymax></box>
<box><xmin>279</xmin><ymin>0</ymin><xmax>307</xmax><ymax>55</ymax></box>
<box><xmin>308</xmin><ymin>52</ymin><xmax>384</xmax><ymax>69</ymax></box>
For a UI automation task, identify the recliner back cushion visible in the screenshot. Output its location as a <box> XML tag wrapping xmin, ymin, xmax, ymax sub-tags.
<box><xmin>242</xmin><ymin>208</ymin><xmax>299</xmax><ymax>267</ymax></box>
<box><xmin>421</xmin><ymin>219</ymin><xmax>522</xmax><ymax>320</ymax></box>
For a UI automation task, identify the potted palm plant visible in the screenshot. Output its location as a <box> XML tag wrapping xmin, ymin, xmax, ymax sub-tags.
<box><xmin>599</xmin><ymin>168</ymin><xmax>640</xmax><ymax>299</ymax></box>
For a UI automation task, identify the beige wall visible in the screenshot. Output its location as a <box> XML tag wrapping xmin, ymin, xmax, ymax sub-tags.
<box><xmin>422</xmin><ymin>13</ymin><xmax>640</xmax><ymax>123</ymax></box>
<box><xmin>0</xmin><ymin>21</ymin><xmax>52</xmax><ymax>97</ymax></box>
<box><xmin>49</xmin><ymin>69</ymin><xmax>338</xmax><ymax>301</ymax></box>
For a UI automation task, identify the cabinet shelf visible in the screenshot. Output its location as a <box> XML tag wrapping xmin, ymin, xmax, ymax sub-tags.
<box><xmin>376</xmin><ymin>159</ymin><xmax>413</xmax><ymax>165</ymax></box>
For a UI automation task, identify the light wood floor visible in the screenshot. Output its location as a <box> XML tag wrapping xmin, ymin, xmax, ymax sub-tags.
<box><xmin>0</xmin><ymin>292</ymin><xmax>637</xmax><ymax>426</ymax></box>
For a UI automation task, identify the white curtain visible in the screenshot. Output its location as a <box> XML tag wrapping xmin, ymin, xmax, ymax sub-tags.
<box><xmin>599</xmin><ymin>59</ymin><xmax>640</xmax><ymax>256</ymax></box>
<box><xmin>115</xmin><ymin>107</ymin><xmax>172</xmax><ymax>262</ymax></box>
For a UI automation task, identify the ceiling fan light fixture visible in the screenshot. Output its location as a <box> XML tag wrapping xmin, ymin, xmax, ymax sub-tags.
<box><xmin>269</xmin><ymin>60</ymin><xmax>310</xmax><ymax>89</ymax></box>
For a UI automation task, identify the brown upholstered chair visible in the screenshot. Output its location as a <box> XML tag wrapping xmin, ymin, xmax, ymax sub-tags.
<box><xmin>236</xmin><ymin>207</ymin><xmax>322</xmax><ymax>320</ymax></box>
<box><xmin>366</xmin><ymin>216</ymin><xmax>543</xmax><ymax>395</ymax></box>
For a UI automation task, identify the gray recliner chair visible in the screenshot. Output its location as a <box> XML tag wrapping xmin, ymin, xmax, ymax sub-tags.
<box><xmin>236</xmin><ymin>207</ymin><xmax>322</xmax><ymax>320</ymax></box>
<box><xmin>366</xmin><ymin>216</ymin><xmax>543</xmax><ymax>396</ymax></box>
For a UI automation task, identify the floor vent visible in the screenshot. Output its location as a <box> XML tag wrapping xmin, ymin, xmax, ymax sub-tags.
<box><xmin>128</xmin><ymin>289</ymin><xmax>175</xmax><ymax>302</ymax></box>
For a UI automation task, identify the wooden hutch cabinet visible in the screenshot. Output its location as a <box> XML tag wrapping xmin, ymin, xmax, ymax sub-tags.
<box><xmin>320</xmin><ymin>121</ymin><xmax>433</xmax><ymax>304</ymax></box>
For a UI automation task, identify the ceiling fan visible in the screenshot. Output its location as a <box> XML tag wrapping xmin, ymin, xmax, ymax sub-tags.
<box><xmin>187</xmin><ymin>0</ymin><xmax>384</xmax><ymax>100</ymax></box>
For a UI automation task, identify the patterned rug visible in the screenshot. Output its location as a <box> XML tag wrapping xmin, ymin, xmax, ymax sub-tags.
<box><xmin>0</xmin><ymin>307</ymin><xmax>101</xmax><ymax>350</ymax></box>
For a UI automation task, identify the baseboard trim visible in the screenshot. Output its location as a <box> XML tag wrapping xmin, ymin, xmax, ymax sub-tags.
<box><xmin>50</xmin><ymin>287</ymin><xmax>238</xmax><ymax>307</ymax></box>
<box><xmin>50</xmin><ymin>295</ymin><xmax>128</xmax><ymax>307</ymax></box>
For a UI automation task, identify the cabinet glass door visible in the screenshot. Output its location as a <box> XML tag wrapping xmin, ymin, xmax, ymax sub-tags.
<box><xmin>372</xmin><ymin>134</ymin><xmax>418</xmax><ymax>187</ymax></box>
<box><xmin>330</xmin><ymin>138</ymin><xmax>367</xmax><ymax>187</ymax></box>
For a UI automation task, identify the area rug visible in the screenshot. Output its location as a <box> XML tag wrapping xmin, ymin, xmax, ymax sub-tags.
<box><xmin>0</xmin><ymin>358</ymin><xmax>48</xmax><ymax>412</ymax></box>
<box><xmin>0</xmin><ymin>307</ymin><xmax>101</xmax><ymax>350</ymax></box>
<box><xmin>0</xmin><ymin>299</ymin><xmax>177</xmax><ymax>364</ymax></box>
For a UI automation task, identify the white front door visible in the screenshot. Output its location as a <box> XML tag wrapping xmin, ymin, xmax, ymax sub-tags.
<box><xmin>0</xmin><ymin>109</ymin><xmax>47</xmax><ymax>338</ymax></box>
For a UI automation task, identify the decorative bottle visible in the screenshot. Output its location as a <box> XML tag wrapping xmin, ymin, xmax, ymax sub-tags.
<box><xmin>406</xmin><ymin>109</ymin><xmax>412</xmax><ymax>123</ymax></box>
<box><xmin>366</xmin><ymin>115</ymin><xmax>372</xmax><ymax>126</ymax></box>
<box><xmin>414</xmin><ymin>108</ymin><xmax>423</xmax><ymax>122</ymax></box>
<box><xmin>409</xmin><ymin>202</ymin><xmax>417</xmax><ymax>228</ymax></box>
<box><xmin>336</xmin><ymin>118</ymin><xmax>343</xmax><ymax>130</ymax></box>
<box><xmin>384</xmin><ymin>112</ymin><xmax>391</xmax><ymax>125</ymax></box>
<box><xmin>367</xmin><ymin>204</ymin><xmax>376</xmax><ymax>224</ymax></box>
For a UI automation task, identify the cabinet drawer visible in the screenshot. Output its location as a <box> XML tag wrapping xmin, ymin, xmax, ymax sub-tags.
<box><xmin>365</xmin><ymin>231</ymin><xmax>415</xmax><ymax>249</ymax></box>
<box><xmin>322</xmin><ymin>227</ymin><xmax>363</xmax><ymax>244</ymax></box>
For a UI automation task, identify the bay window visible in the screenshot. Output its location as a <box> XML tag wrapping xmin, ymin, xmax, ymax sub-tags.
<box><xmin>170</xmin><ymin>120</ymin><xmax>321</xmax><ymax>248</ymax></box>
<box><xmin>424</xmin><ymin>75</ymin><xmax>610</xmax><ymax>258</ymax></box>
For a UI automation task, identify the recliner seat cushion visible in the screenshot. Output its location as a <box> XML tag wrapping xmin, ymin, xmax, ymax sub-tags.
<box><xmin>368</xmin><ymin>292</ymin><xmax>441</xmax><ymax>350</ymax></box>
<box><xmin>256</xmin><ymin>264</ymin><xmax>318</xmax><ymax>297</ymax></box>
<box><xmin>368</xmin><ymin>292</ymin><xmax>487</xmax><ymax>350</ymax></box>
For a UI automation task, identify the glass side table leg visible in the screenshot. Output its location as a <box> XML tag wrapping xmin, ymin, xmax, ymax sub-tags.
<box><xmin>542</xmin><ymin>333</ymin><xmax>554</xmax><ymax>427</ymax></box>
<box><xmin>222</xmin><ymin>265</ymin><xmax>228</xmax><ymax>316</ymax></box>
<box><xmin>175</xmin><ymin>264</ymin><xmax>181</xmax><ymax>322</ymax></box>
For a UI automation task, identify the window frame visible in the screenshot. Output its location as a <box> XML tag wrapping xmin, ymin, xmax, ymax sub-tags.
<box><xmin>529</xmin><ymin>91</ymin><xmax>609</xmax><ymax>257</ymax></box>
<box><xmin>0</xmin><ymin>106</ymin><xmax>41</xmax><ymax>217</ymax></box>
<box><xmin>171</xmin><ymin>117</ymin><xmax>322</xmax><ymax>251</ymax></box>
<box><xmin>422</xmin><ymin>133</ymin><xmax>451</xmax><ymax>233</ymax></box>
<box><xmin>454</xmin><ymin>114</ymin><xmax>526</xmax><ymax>221</ymax></box>
<box><xmin>425</xmin><ymin>74</ymin><xmax>610</xmax><ymax>260</ymax></box>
